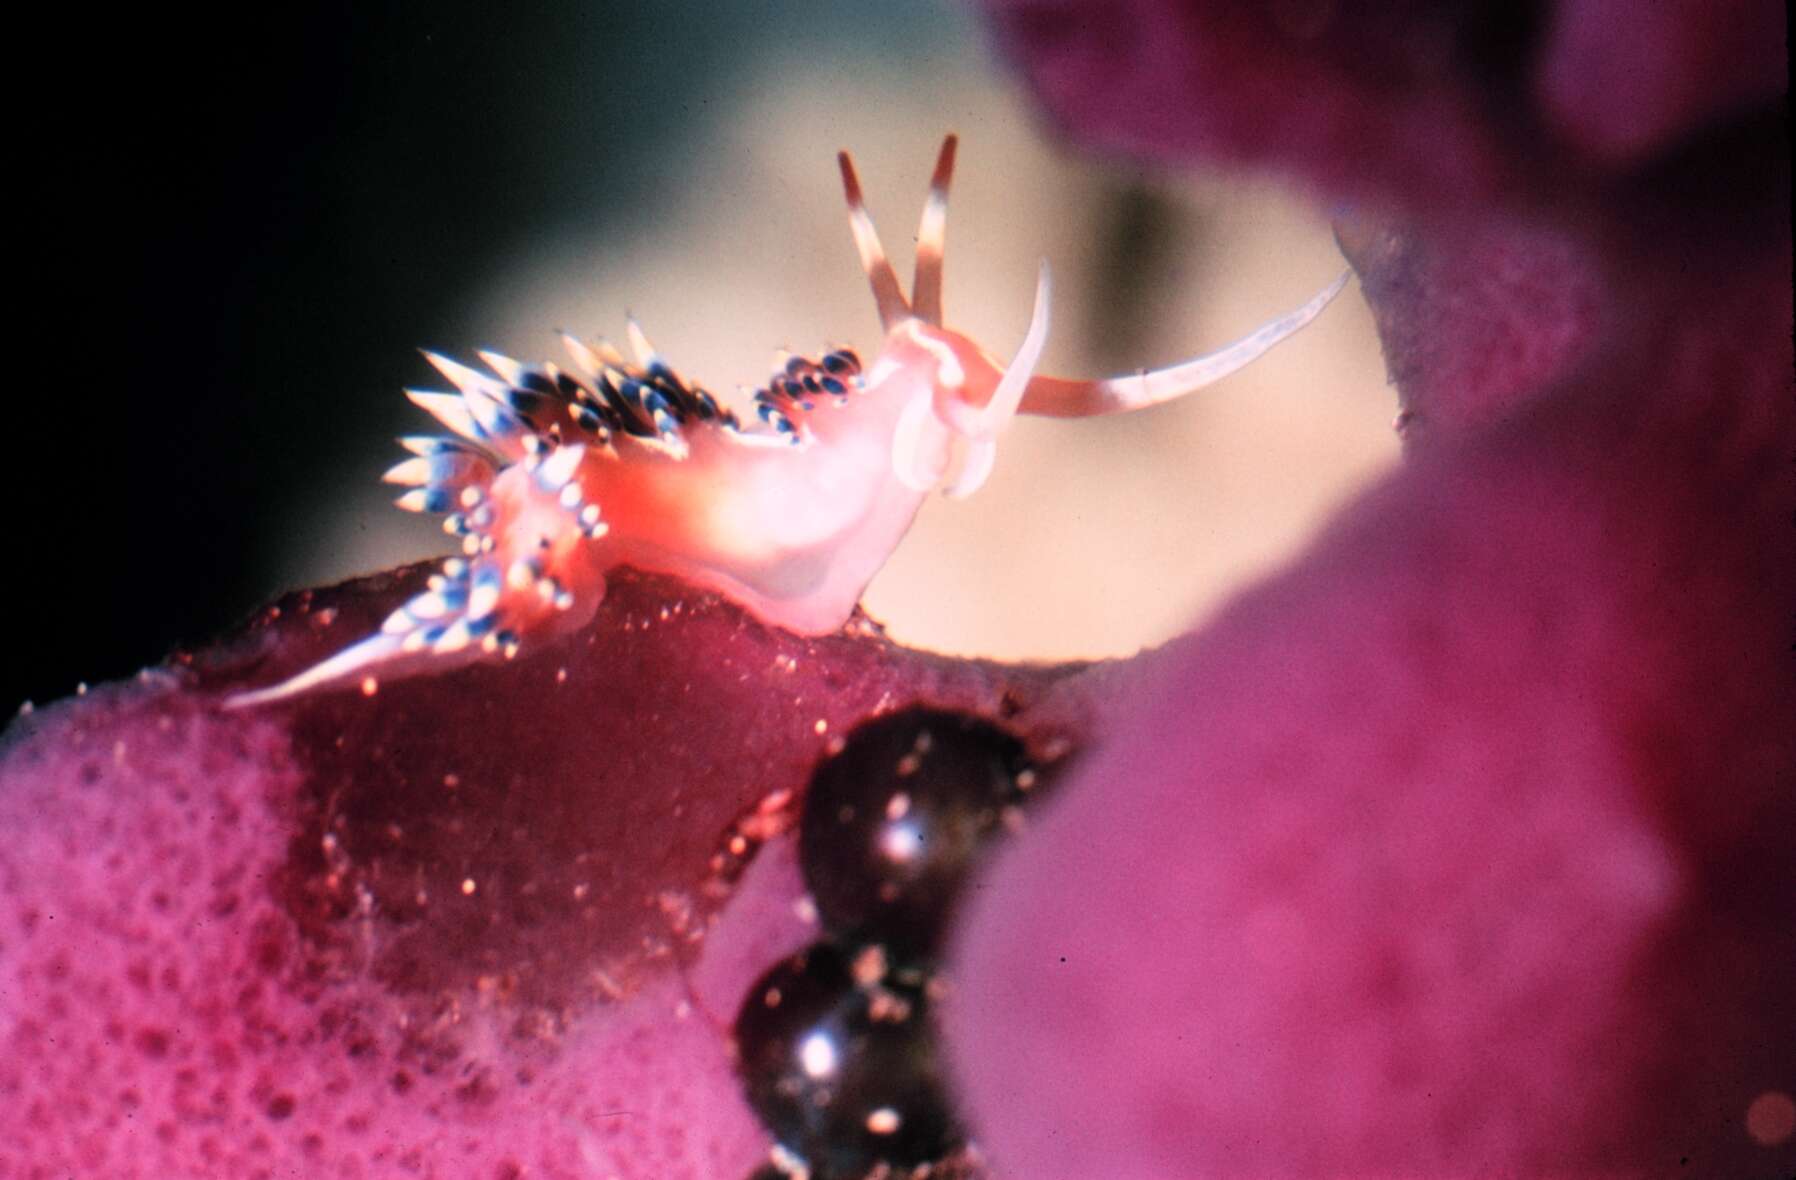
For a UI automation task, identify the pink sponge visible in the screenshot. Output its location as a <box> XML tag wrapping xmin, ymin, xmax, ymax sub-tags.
<box><xmin>948</xmin><ymin>273</ymin><xmax>1795</xmax><ymax>1175</ymax></box>
<box><xmin>0</xmin><ymin>571</ymin><xmax>1104</xmax><ymax>1177</ymax></box>
<box><xmin>950</xmin><ymin>2</ymin><xmax>1793</xmax><ymax>1177</ymax></box>
<box><xmin>0</xmin><ymin>679</ymin><xmax>771</xmax><ymax>1177</ymax></box>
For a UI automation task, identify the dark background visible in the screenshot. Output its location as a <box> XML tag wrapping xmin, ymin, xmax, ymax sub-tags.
<box><xmin>10</xmin><ymin>2</ymin><xmax>960</xmax><ymax>712</ymax></box>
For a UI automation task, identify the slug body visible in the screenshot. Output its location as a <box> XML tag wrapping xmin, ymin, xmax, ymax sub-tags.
<box><xmin>228</xmin><ymin>137</ymin><xmax>1348</xmax><ymax>707</ymax></box>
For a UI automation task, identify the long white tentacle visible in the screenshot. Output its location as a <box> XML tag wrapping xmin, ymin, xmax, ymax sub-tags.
<box><xmin>1019</xmin><ymin>269</ymin><xmax>1350</xmax><ymax>418</ymax></box>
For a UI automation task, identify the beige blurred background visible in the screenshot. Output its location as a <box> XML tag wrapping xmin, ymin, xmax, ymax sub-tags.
<box><xmin>276</xmin><ymin>31</ymin><xmax>1396</xmax><ymax>665</ymax></box>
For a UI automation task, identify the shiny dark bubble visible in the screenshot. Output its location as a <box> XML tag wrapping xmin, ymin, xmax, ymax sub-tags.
<box><xmin>732</xmin><ymin>942</ymin><xmax>961</xmax><ymax>1177</ymax></box>
<box><xmin>799</xmin><ymin>708</ymin><xmax>1034</xmax><ymax>960</ymax></box>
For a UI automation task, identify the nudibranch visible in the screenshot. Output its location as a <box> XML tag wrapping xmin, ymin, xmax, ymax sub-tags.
<box><xmin>227</xmin><ymin>136</ymin><xmax>1349</xmax><ymax>708</ymax></box>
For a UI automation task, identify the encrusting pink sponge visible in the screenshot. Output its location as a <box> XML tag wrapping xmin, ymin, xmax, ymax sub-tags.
<box><xmin>2</xmin><ymin>3</ymin><xmax>1790</xmax><ymax>1178</ymax></box>
<box><xmin>0</xmin><ymin>568</ymin><xmax>1108</xmax><ymax>1177</ymax></box>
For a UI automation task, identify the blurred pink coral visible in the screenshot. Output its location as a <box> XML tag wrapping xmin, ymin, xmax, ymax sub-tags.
<box><xmin>981</xmin><ymin>0</ymin><xmax>1787</xmax><ymax>215</ymax></box>
<box><xmin>1535</xmin><ymin>0</ymin><xmax>1787</xmax><ymax>163</ymax></box>
<box><xmin>952</xmin><ymin>1</ymin><xmax>1793</xmax><ymax>1177</ymax></box>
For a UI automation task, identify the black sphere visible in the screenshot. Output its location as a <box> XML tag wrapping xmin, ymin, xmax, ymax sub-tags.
<box><xmin>799</xmin><ymin>708</ymin><xmax>1033</xmax><ymax>959</ymax></box>
<box><xmin>732</xmin><ymin>942</ymin><xmax>960</xmax><ymax>1177</ymax></box>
